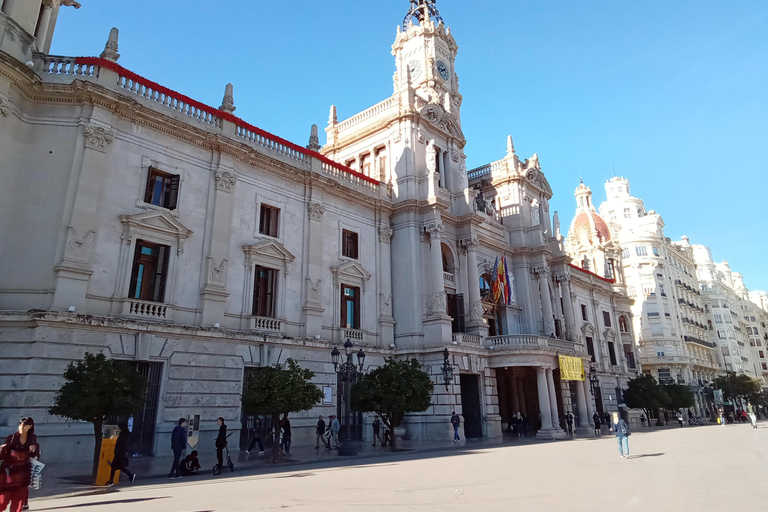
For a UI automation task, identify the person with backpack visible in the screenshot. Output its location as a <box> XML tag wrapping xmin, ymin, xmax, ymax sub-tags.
<box><xmin>106</xmin><ymin>423</ymin><xmax>135</xmax><ymax>485</ymax></box>
<box><xmin>371</xmin><ymin>416</ymin><xmax>384</xmax><ymax>447</ymax></box>
<box><xmin>168</xmin><ymin>418</ymin><xmax>187</xmax><ymax>479</ymax></box>
<box><xmin>0</xmin><ymin>417</ymin><xmax>39</xmax><ymax>512</ymax></box>
<box><xmin>610</xmin><ymin>411</ymin><xmax>631</xmax><ymax>459</ymax></box>
<box><xmin>450</xmin><ymin>412</ymin><xmax>461</xmax><ymax>443</ymax></box>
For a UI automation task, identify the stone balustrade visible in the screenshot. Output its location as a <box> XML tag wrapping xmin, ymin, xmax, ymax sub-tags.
<box><xmin>334</xmin><ymin>96</ymin><xmax>399</xmax><ymax>134</ymax></box>
<box><xmin>467</xmin><ymin>159</ymin><xmax>507</xmax><ymax>181</ymax></box>
<box><xmin>451</xmin><ymin>333</ymin><xmax>482</xmax><ymax>346</ymax></box>
<box><xmin>38</xmin><ymin>55</ymin><xmax>99</xmax><ymax>78</ymax></box>
<box><xmin>320</xmin><ymin>161</ymin><xmax>379</xmax><ymax>191</ymax></box>
<box><xmin>486</xmin><ymin>334</ymin><xmax>580</xmax><ymax>353</ymax></box>
<box><xmin>250</xmin><ymin>316</ymin><xmax>282</xmax><ymax>332</ymax></box>
<box><xmin>123</xmin><ymin>299</ymin><xmax>170</xmax><ymax>321</ymax></box>
<box><xmin>443</xmin><ymin>271</ymin><xmax>454</xmax><ymax>285</ymax></box>
<box><xmin>343</xmin><ymin>328</ymin><xmax>365</xmax><ymax>342</ymax></box>
<box><xmin>236</xmin><ymin>125</ymin><xmax>307</xmax><ymax>163</ymax></box>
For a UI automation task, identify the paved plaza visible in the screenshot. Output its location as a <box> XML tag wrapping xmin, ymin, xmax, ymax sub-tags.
<box><xmin>30</xmin><ymin>423</ymin><xmax>768</xmax><ymax>511</ymax></box>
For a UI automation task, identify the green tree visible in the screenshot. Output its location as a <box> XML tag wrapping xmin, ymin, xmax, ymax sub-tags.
<box><xmin>714</xmin><ymin>372</ymin><xmax>762</xmax><ymax>407</ymax></box>
<box><xmin>241</xmin><ymin>359</ymin><xmax>323</xmax><ymax>462</ymax></box>
<box><xmin>49</xmin><ymin>352</ymin><xmax>147</xmax><ymax>481</ymax></box>
<box><xmin>663</xmin><ymin>383</ymin><xmax>695</xmax><ymax>411</ymax></box>
<box><xmin>622</xmin><ymin>374</ymin><xmax>669</xmax><ymax>427</ymax></box>
<box><xmin>351</xmin><ymin>358</ymin><xmax>434</xmax><ymax>451</ymax></box>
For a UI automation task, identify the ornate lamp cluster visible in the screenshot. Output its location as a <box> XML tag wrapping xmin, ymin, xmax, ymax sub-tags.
<box><xmin>330</xmin><ymin>339</ymin><xmax>366</xmax><ymax>456</ymax></box>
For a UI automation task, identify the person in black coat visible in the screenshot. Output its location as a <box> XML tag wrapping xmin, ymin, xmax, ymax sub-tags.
<box><xmin>168</xmin><ymin>418</ymin><xmax>187</xmax><ymax>479</ymax></box>
<box><xmin>215</xmin><ymin>417</ymin><xmax>227</xmax><ymax>469</ymax></box>
<box><xmin>106</xmin><ymin>423</ymin><xmax>135</xmax><ymax>485</ymax></box>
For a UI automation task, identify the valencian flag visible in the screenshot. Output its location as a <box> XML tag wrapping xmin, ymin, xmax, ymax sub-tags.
<box><xmin>491</xmin><ymin>257</ymin><xmax>501</xmax><ymax>303</ymax></box>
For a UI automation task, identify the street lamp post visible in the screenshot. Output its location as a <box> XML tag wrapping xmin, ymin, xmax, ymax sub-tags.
<box><xmin>588</xmin><ymin>365</ymin><xmax>599</xmax><ymax>396</ymax></box>
<box><xmin>440</xmin><ymin>348</ymin><xmax>455</xmax><ymax>390</ymax></box>
<box><xmin>331</xmin><ymin>339</ymin><xmax>365</xmax><ymax>456</ymax></box>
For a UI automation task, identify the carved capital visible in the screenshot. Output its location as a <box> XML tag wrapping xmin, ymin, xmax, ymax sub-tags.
<box><xmin>378</xmin><ymin>224</ymin><xmax>393</xmax><ymax>243</ymax></box>
<box><xmin>469</xmin><ymin>300</ymin><xmax>484</xmax><ymax>321</ymax></box>
<box><xmin>459</xmin><ymin>235</ymin><xmax>479</xmax><ymax>252</ymax></box>
<box><xmin>308</xmin><ymin>201</ymin><xmax>326</xmax><ymax>221</ymax></box>
<box><xmin>424</xmin><ymin>222</ymin><xmax>444</xmax><ymax>241</ymax></box>
<box><xmin>215</xmin><ymin>171</ymin><xmax>236</xmax><ymax>192</ymax></box>
<box><xmin>531</xmin><ymin>266</ymin><xmax>549</xmax><ymax>278</ymax></box>
<box><xmin>83</xmin><ymin>124</ymin><xmax>114</xmax><ymax>153</ymax></box>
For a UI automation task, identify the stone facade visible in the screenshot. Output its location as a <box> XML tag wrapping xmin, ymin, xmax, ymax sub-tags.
<box><xmin>0</xmin><ymin>1</ymin><xmax>635</xmax><ymax>460</ymax></box>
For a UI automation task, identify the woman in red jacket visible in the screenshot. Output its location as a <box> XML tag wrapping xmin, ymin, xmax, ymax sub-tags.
<box><xmin>0</xmin><ymin>417</ymin><xmax>39</xmax><ymax>512</ymax></box>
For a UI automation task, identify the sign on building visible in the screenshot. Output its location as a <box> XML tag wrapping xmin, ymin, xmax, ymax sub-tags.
<box><xmin>558</xmin><ymin>355</ymin><xmax>585</xmax><ymax>381</ymax></box>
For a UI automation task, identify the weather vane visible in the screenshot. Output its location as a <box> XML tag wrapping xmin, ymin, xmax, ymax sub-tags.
<box><xmin>403</xmin><ymin>0</ymin><xmax>443</xmax><ymax>30</ymax></box>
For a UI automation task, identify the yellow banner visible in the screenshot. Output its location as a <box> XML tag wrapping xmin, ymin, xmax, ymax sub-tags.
<box><xmin>559</xmin><ymin>355</ymin><xmax>585</xmax><ymax>381</ymax></box>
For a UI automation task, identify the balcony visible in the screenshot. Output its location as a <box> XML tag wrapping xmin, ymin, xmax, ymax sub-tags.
<box><xmin>122</xmin><ymin>299</ymin><xmax>173</xmax><ymax>322</ymax></box>
<box><xmin>443</xmin><ymin>271</ymin><xmax>455</xmax><ymax>286</ymax></box>
<box><xmin>343</xmin><ymin>328</ymin><xmax>365</xmax><ymax>342</ymax></box>
<box><xmin>684</xmin><ymin>336</ymin><xmax>715</xmax><ymax>349</ymax></box>
<box><xmin>451</xmin><ymin>333</ymin><xmax>483</xmax><ymax>346</ymax></box>
<box><xmin>486</xmin><ymin>334</ymin><xmax>581</xmax><ymax>354</ymax></box>
<box><xmin>250</xmin><ymin>316</ymin><xmax>282</xmax><ymax>333</ymax></box>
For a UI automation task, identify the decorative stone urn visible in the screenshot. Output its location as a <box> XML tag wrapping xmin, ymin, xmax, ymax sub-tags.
<box><xmin>393</xmin><ymin>426</ymin><xmax>406</xmax><ymax>440</ymax></box>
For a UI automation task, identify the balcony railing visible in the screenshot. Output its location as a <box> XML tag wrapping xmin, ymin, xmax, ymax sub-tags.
<box><xmin>343</xmin><ymin>328</ymin><xmax>365</xmax><ymax>342</ymax></box>
<box><xmin>122</xmin><ymin>299</ymin><xmax>172</xmax><ymax>321</ymax></box>
<box><xmin>486</xmin><ymin>334</ymin><xmax>579</xmax><ymax>353</ymax></box>
<box><xmin>443</xmin><ymin>272</ymin><xmax>455</xmax><ymax>285</ymax></box>
<box><xmin>452</xmin><ymin>333</ymin><xmax>482</xmax><ymax>346</ymax></box>
<box><xmin>250</xmin><ymin>316</ymin><xmax>282</xmax><ymax>332</ymax></box>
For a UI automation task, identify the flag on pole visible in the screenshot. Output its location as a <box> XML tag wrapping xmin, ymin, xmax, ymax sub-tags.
<box><xmin>491</xmin><ymin>257</ymin><xmax>501</xmax><ymax>303</ymax></box>
<box><xmin>503</xmin><ymin>257</ymin><xmax>512</xmax><ymax>305</ymax></box>
<box><xmin>497</xmin><ymin>257</ymin><xmax>507</xmax><ymax>304</ymax></box>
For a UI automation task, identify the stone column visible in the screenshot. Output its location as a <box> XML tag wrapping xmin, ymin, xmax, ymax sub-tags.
<box><xmin>546</xmin><ymin>368</ymin><xmax>562</xmax><ymax>430</ymax></box>
<box><xmin>200</xmin><ymin>167</ymin><xmax>236</xmax><ymax>325</ymax></box>
<box><xmin>425</xmin><ymin>222</ymin><xmax>446</xmax><ymax>314</ymax></box>
<box><xmin>575</xmin><ymin>378</ymin><xmax>590</xmax><ymax>428</ymax></box>
<box><xmin>561</xmin><ymin>275</ymin><xmax>576</xmax><ymax>339</ymax></box>
<box><xmin>302</xmin><ymin>195</ymin><xmax>327</xmax><ymax>336</ymax></box>
<box><xmin>34</xmin><ymin>2</ymin><xmax>53</xmax><ymax>50</ymax></box>
<box><xmin>510</xmin><ymin>375</ymin><xmax>521</xmax><ymax>413</ymax></box>
<box><xmin>537</xmin><ymin>268</ymin><xmax>556</xmax><ymax>336</ymax></box>
<box><xmin>512</xmin><ymin>258</ymin><xmax>535</xmax><ymax>333</ymax></box>
<box><xmin>583</xmin><ymin>379</ymin><xmax>595</xmax><ymax>427</ymax></box>
<box><xmin>517</xmin><ymin>377</ymin><xmax>527</xmax><ymax>412</ymax></box>
<box><xmin>460</xmin><ymin>235</ymin><xmax>484</xmax><ymax>330</ymax></box>
<box><xmin>377</xmin><ymin>222</ymin><xmax>395</xmax><ymax>346</ymax></box>
<box><xmin>536</xmin><ymin>367</ymin><xmax>554</xmax><ymax>431</ymax></box>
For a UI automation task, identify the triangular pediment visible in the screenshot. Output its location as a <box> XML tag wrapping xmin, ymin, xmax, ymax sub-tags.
<box><xmin>243</xmin><ymin>240</ymin><xmax>296</xmax><ymax>263</ymax></box>
<box><xmin>331</xmin><ymin>260</ymin><xmax>371</xmax><ymax>282</ymax></box>
<box><xmin>581</xmin><ymin>322</ymin><xmax>595</xmax><ymax>334</ymax></box>
<box><xmin>120</xmin><ymin>210</ymin><xmax>192</xmax><ymax>238</ymax></box>
<box><xmin>604</xmin><ymin>327</ymin><xmax>616</xmax><ymax>339</ymax></box>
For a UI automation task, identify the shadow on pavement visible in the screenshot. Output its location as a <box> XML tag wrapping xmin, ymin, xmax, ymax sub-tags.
<box><xmin>628</xmin><ymin>453</ymin><xmax>665</xmax><ymax>459</ymax></box>
<box><xmin>32</xmin><ymin>496</ymin><xmax>170</xmax><ymax>510</ymax></box>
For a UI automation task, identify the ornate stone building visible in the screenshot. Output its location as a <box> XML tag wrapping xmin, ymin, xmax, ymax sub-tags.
<box><xmin>0</xmin><ymin>0</ymin><xmax>635</xmax><ymax>460</ymax></box>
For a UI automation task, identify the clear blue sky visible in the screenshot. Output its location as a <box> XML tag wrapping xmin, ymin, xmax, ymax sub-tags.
<box><xmin>52</xmin><ymin>1</ymin><xmax>768</xmax><ymax>290</ymax></box>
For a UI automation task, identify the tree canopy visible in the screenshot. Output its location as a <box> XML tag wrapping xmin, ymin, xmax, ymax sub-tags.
<box><xmin>351</xmin><ymin>357</ymin><xmax>433</xmax><ymax>451</ymax></box>
<box><xmin>241</xmin><ymin>358</ymin><xmax>323</xmax><ymax>462</ymax></box>
<box><xmin>622</xmin><ymin>374</ymin><xmax>669</xmax><ymax>426</ymax></box>
<box><xmin>714</xmin><ymin>372</ymin><xmax>762</xmax><ymax>402</ymax></box>
<box><xmin>663</xmin><ymin>383</ymin><xmax>695</xmax><ymax>410</ymax></box>
<box><xmin>49</xmin><ymin>352</ymin><xmax>147</xmax><ymax>480</ymax></box>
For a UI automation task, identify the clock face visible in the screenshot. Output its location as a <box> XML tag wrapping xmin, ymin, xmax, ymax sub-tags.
<box><xmin>436</xmin><ymin>60</ymin><xmax>450</xmax><ymax>81</ymax></box>
<box><xmin>407</xmin><ymin>60</ymin><xmax>422</xmax><ymax>79</ymax></box>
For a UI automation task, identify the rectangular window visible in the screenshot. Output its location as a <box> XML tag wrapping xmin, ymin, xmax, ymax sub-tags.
<box><xmin>622</xmin><ymin>249</ymin><xmax>630</xmax><ymax>259</ymax></box>
<box><xmin>627</xmin><ymin>286</ymin><xmax>636</xmax><ymax>299</ymax></box>
<box><xmin>623</xmin><ymin>208</ymin><xmax>631</xmax><ymax>219</ymax></box>
<box><xmin>659</xmin><ymin>285</ymin><xmax>666</xmax><ymax>297</ymax></box>
<box><xmin>605</xmin><ymin>259</ymin><xmax>615</xmax><ymax>280</ymax></box>
<box><xmin>342</xmin><ymin>230</ymin><xmax>359</xmax><ymax>259</ymax></box>
<box><xmin>657</xmin><ymin>352</ymin><xmax>665</xmax><ymax>357</ymax></box>
<box><xmin>259</xmin><ymin>204</ymin><xmax>280</xmax><ymax>237</ymax></box>
<box><xmin>128</xmin><ymin>239</ymin><xmax>170</xmax><ymax>302</ymax></box>
<box><xmin>586</xmin><ymin>336</ymin><xmax>595</xmax><ymax>363</ymax></box>
<box><xmin>762</xmin><ymin>363</ymin><xmax>767</xmax><ymax>371</ymax></box>
<box><xmin>636</xmin><ymin>246</ymin><xmax>647</xmax><ymax>256</ymax></box>
<box><xmin>144</xmin><ymin>167</ymin><xmax>180</xmax><ymax>210</ymax></box>
<box><xmin>252</xmin><ymin>266</ymin><xmax>277</xmax><ymax>317</ymax></box>
<box><xmin>652</xmin><ymin>247</ymin><xmax>659</xmax><ymax>256</ymax></box>
<box><xmin>760</xmin><ymin>351</ymin><xmax>765</xmax><ymax>359</ymax></box>
<box><xmin>581</xmin><ymin>304</ymin><xmax>588</xmax><ymax>321</ymax></box>
<box><xmin>608</xmin><ymin>342</ymin><xmax>617</xmax><ymax>366</ymax></box>
<box><xmin>658</xmin><ymin>368</ymin><xmax>671</xmax><ymax>384</ymax></box>
<box><xmin>647</xmin><ymin>312</ymin><xmax>660</xmax><ymax>317</ymax></box>
<box><xmin>340</xmin><ymin>284</ymin><xmax>361</xmax><ymax>329</ymax></box>
<box><xmin>603</xmin><ymin>311</ymin><xmax>611</xmax><ymax>327</ymax></box>
<box><xmin>714</xmin><ymin>315</ymin><xmax>723</xmax><ymax>324</ymax></box>
<box><xmin>624</xmin><ymin>347</ymin><xmax>636</xmax><ymax>369</ymax></box>
<box><xmin>447</xmin><ymin>293</ymin><xmax>466</xmax><ymax>333</ymax></box>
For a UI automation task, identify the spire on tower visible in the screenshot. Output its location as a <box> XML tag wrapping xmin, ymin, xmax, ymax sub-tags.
<box><xmin>403</xmin><ymin>0</ymin><xmax>444</xmax><ymax>30</ymax></box>
<box><xmin>219</xmin><ymin>83</ymin><xmax>235</xmax><ymax>113</ymax></box>
<box><xmin>328</xmin><ymin>105</ymin><xmax>337</xmax><ymax>126</ymax></box>
<box><xmin>307</xmin><ymin>124</ymin><xmax>321</xmax><ymax>151</ymax></box>
<box><xmin>99</xmin><ymin>27</ymin><xmax>120</xmax><ymax>62</ymax></box>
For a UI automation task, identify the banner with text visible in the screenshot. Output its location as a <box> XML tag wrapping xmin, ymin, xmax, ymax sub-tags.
<box><xmin>558</xmin><ymin>355</ymin><xmax>585</xmax><ymax>381</ymax></box>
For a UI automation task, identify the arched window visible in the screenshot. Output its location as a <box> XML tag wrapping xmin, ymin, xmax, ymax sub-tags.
<box><xmin>479</xmin><ymin>274</ymin><xmax>492</xmax><ymax>299</ymax></box>
<box><xmin>619</xmin><ymin>316</ymin><xmax>629</xmax><ymax>333</ymax></box>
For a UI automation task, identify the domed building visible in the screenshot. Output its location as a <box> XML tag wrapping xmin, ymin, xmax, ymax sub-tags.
<box><xmin>565</xmin><ymin>182</ymin><xmax>623</xmax><ymax>283</ymax></box>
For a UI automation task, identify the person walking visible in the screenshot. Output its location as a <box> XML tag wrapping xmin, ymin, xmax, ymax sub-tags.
<box><xmin>215</xmin><ymin>417</ymin><xmax>227</xmax><ymax>471</ymax></box>
<box><xmin>106</xmin><ymin>423</ymin><xmax>135</xmax><ymax>485</ymax></box>
<box><xmin>593</xmin><ymin>412</ymin><xmax>601</xmax><ymax>436</ymax></box>
<box><xmin>329</xmin><ymin>415</ymin><xmax>341</xmax><ymax>449</ymax></box>
<box><xmin>676</xmin><ymin>411</ymin><xmax>684</xmax><ymax>428</ymax></box>
<box><xmin>168</xmin><ymin>418</ymin><xmax>187</xmax><ymax>479</ymax></box>
<box><xmin>0</xmin><ymin>417</ymin><xmax>39</xmax><ymax>512</ymax></box>
<box><xmin>565</xmin><ymin>412</ymin><xmax>574</xmax><ymax>436</ymax></box>
<box><xmin>245</xmin><ymin>417</ymin><xmax>265</xmax><ymax>455</ymax></box>
<box><xmin>603</xmin><ymin>411</ymin><xmax>611</xmax><ymax>430</ymax></box>
<box><xmin>610</xmin><ymin>411</ymin><xmax>631</xmax><ymax>459</ymax></box>
<box><xmin>371</xmin><ymin>416</ymin><xmax>384</xmax><ymax>447</ymax></box>
<box><xmin>315</xmin><ymin>416</ymin><xmax>329</xmax><ymax>449</ymax></box>
<box><xmin>450</xmin><ymin>411</ymin><xmax>461</xmax><ymax>443</ymax></box>
<box><xmin>279</xmin><ymin>419</ymin><xmax>291</xmax><ymax>455</ymax></box>
<box><xmin>748</xmin><ymin>406</ymin><xmax>758</xmax><ymax>429</ymax></box>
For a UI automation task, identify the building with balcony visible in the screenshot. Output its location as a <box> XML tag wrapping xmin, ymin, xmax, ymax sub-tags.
<box><xmin>0</xmin><ymin>1</ymin><xmax>642</xmax><ymax>459</ymax></box>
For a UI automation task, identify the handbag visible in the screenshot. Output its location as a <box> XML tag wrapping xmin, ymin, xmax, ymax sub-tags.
<box><xmin>620</xmin><ymin>424</ymin><xmax>631</xmax><ymax>436</ymax></box>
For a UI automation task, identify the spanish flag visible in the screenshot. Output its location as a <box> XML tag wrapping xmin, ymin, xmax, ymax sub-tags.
<box><xmin>491</xmin><ymin>257</ymin><xmax>501</xmax><ymax>303</ymax></box>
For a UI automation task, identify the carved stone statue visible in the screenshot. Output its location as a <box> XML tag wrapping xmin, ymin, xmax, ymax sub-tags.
<box><xmin>553</xmin><ymin>211</ymin><xmax>561</xmax><ymax>238</ymax></box>
<box><xmin>426</xmin><ymin>139</ymin><xmax>437</xmax><ymax>174</ymax></box>
<box><xmin>531</xmin><ymin>200</ymin><xmax>541</xmax><ymax>227</ymax></box>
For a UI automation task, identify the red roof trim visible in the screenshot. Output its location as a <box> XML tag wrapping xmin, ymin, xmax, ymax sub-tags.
<box><xmin>568</xmin><ymin>263</ymin><xmax>616</xmax><ymax>284</ymax></box>
<box><xmin>75</xmin><ymin>57</ymin><xmax>379</xmax><ymax>186</ymax></box>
